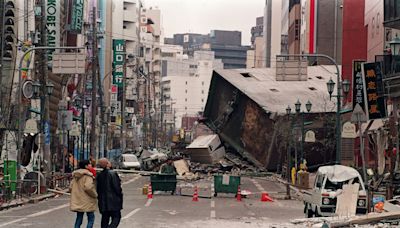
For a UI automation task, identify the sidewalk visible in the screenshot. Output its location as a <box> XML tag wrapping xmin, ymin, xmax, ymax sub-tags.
<box><xmin>0</xmin><ymin>192</ymin><xmax>59</xmax><ymax>211</ymax></box>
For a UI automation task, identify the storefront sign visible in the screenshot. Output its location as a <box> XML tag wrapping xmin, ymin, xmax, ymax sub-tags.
<box><xmin>112</xmin><ymin>39</ymin><xmax>125</xmax><ymax>88</ymax></box>
<box><xmin>342</xmin><ymin>122</ymin><xmax>357</xmax><ymax>138</ymax></box>
<box><xmin>46</xmin><ymin>0</ymin><xmax>61</xmax><ymax>62</ymax></box>
<box><xmin>352</xmin><ymin>60</ymin><xmax>366</xmax><ymax>112</ymax></box>
<box><xmin>362</xmin><ymin>62</ymin><xmax>387</xmax><ymax>120</ymax></box>
<box><xmin>70</xmin><ymin>0</ymin><xmax>84</xmax><ymax>33</ymax></box>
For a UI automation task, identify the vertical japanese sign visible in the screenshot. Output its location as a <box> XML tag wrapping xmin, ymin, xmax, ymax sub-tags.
<box><xmin>362</xmin><ymin>62</ymin><xmax>387</xmax><ymax>120</ymax></box>
<box><xmin>46</xmin><ymin>0</ymin><xmax>61</xmax><ymax>62</ymax></box>
<box><xmin>112</xmin><ymin>39</ymin><xmax>125</xmax><ymax>88</ymax></box>
<box><xmin>352</xmin><ymin>60</ymin><xmax>366</xmax><ymax>111</ymax></box>
<box><xmin>69</xmin><ymin>0</ymin><xmax>84</xmax><ymax>33</ymax></box>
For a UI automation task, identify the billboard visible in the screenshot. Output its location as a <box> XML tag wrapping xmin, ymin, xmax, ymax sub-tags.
<box><xmin>361</xmin><ymin>62</ymin><xmax>387</xmax><ymax>120</ymax></box>
<box><xmin>112</xmin><ymin>39</ymin><xmax>125</xmax><ymax>88</ymax></box>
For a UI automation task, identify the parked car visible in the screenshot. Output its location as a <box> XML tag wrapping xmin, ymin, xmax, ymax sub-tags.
<box><xmin>302</xmin><ymin>165</ymin><xmax>367</xmax><ymax>217</ymax></box>
<box><xmin>112</xmin><ymin>154</ymin><xmax>141</xmax><ymax>170</ymax></box>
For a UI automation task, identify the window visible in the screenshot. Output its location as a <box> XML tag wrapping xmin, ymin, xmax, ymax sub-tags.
<box><xmin>185</xmin><ymin>98</ymin><xmax>187</xmax><ymax>102</ymax></box>
<box><xmin>185</xmin><ymin>89</ymin><xmax>187</xmax><ymax>93</ymax></box>
<box><xmin>315</xmin><ymin>175</ymin><xmax>324</xmax><ymax>189</ymax></box>
<box><xmin>201</xmin><ymin>99</ymin><xmax>204</xmax><ymax>102</ymax></box>
<box><xmin>240</xmin><ymin>73</ymin><xmax>251</xmax><ymax>78</ymax></box>
<box><xmin>202</xmin><ymin>81</ymin><xmax>204</xmax><ymax>86</ymax></box>
<box><xmin>189</xmin><ymin>64</ymin><xmax>197</xmax><ymax>69</ymax></box>
<box><xmin>185</xmin><ymin>81</ymin><xmax>187</xmax><ymax>85</ymax></box>
<box><xmin>201</xmin><ymin>90</ymin><xmax>204</xmax><ymax>94</ymax></box>
<box><xmin>185</xmin><ymin>107</ymin><xmax>187</xmax><ymax>110</ymax></box>
<box><xmin>372</xmin><ymin>17</ymin><xmax>375</xmax><ymax>38</ymax></box>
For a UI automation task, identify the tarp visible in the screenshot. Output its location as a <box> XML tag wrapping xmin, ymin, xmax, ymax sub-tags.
<box><xmin>317</xmin><ymin>165</ymin><xmax>361</xmax><ymax>182</ymax></box>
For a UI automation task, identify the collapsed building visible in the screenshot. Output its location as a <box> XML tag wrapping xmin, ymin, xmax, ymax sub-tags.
<box><xmin>203</xmin><ymin>64</ymin><xmax>340</xmax><ymax>170</ymax></box>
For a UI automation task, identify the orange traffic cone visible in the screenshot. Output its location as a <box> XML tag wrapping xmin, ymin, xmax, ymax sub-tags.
<box><xmin>261</xmin><ymin>192</ymin><xmax>273</xmax><ymax>202</ymax></box>
<box><xmin>236</xmin><ymin>186</ymin><xmax>242</xmax><ymax>202</ymax></box>
<box><xmin>147</xmin><ymin>183</ymin><xmax>153</xmax><ymax>199</ymax></box>
<box><xmin>192</xmin><ymin>186</ymin><xmax>199</xmax><ymax>202</ymax></box>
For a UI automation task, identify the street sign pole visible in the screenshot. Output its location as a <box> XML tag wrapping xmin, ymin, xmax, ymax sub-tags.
<box><xmin>351</xmin><ymin>104</ymin><xmax>368</xmax><ymax>188</ymax></box>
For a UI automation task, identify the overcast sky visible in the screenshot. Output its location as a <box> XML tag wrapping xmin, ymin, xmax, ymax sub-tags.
<box><xmin>144</xmin><ymin>0</ymin><xmax>265</xmax><ymax>45</ymax></box>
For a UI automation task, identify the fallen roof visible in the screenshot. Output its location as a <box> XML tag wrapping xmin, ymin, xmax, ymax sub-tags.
<box><xmin>213</xmin><ymin>66</ymin><xmax>339</xmax><ymax>114</ymax></box>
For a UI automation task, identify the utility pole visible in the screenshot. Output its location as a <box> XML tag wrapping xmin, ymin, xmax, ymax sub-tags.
<box><xmin>90</xmin><ymin>7</ymin><xmax>97</xmax><ymax>161</ymax></box>
<box><xmin>121</xmin><ymin>42</ymin><xmax>127</xmax><ymax>154</ymax></box>
<box><xmin>40</xmin><ymin>0</ymin><xmax>50</xmax><ymax>175</ymax></box>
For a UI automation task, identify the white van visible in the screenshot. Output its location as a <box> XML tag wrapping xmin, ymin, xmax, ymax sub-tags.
<box><xmin>114</xmin><ymin>154</ymin><xmax>141</xmax><ymax>170</ymax></box>
<box><xmin>303</xmin><ymin>165</ymin><xmax>367</xmax><ymax>217</ymax></box>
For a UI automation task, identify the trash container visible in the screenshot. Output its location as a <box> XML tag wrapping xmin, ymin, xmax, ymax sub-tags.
<box><xmin>214</xmin><ymin>175</ymin><xmax>240</xmax><ymax>197</ymax></box>
<box><xmin>150</xmin><ymin>174</ymin><xmax>177</xmax><ymax>195</ymax></box>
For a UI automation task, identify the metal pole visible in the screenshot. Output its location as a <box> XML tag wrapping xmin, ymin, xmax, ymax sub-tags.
<box><xmin>358</xmin><ymin>117</ymin><xmax>367</xmax><ymax>187</ymax></box>
<box><xmin>300</xmin><ymin>112</ymin><xmax>304</xmax><ymax>163</ymax></box>
<box><xmin>121</xmin><ymin>42</ymin><xmax>127</xmax><ymax>154</ymax></box>
<box><xmin>81</xmin><ymin>107</ymin><xmax>85</xmax><ymax>161</ymax></box>
<box><xmin>90</xmin><ymin>7</ymin><xmax>97</xmax><ymax>162</ymax></box>
<box><xmin>286</xmin><ymin>114</ymin><xmax>291</xmax><ymax>199</ymax></box>
<box><xmin>277</xmin><ymin>54</ymin><xmax>341</xmax><ymax>164</ymax></box>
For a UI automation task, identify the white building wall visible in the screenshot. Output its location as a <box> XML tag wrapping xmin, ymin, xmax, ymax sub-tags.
<box><xmin>162</xmin><ymin>51</ymin><xmax>223</xmax><ymax>128</ymax></box>
<box><xmin>264</xmin><ymin>0</ymin><xmax>282</xmax><ymax>68</ymax></box>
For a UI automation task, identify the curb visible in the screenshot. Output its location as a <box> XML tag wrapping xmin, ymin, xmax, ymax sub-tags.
<box><xmin>0</xmin><ymin>193</ymin><xmax>56</xmax><ymax>211</ymax></box>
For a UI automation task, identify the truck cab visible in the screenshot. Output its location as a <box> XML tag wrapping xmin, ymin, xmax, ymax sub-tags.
<box><xmin>303</xmin><ymin>165</ymin><xmax>367</xmax><ymax>217</ymax></box>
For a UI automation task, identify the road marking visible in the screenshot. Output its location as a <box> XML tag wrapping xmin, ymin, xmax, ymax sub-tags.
<box><xmin>211</xmin><ymin>200</ymin><xmax>215</xmax><ymax>208</ymax></box>
<box><xmin>250</xmin><ymin>179</ymin><xmax>265</xmax><ymax>192</ymax></box>
<box><xmin>0</xmin><ymin>218</ymin><xmax>27</xmax><ymax>227</ymax></box>
<box><xmin>122</xmin><ymin>208</ymin><xmax>141</xmax><ymax>220</ymax></box>
<box><xmin>122</xmin><ymin>175</ymin><xmax>141</xmax><ymax>186</ymax></box>
<box><xmin>145</xmin><ymin>198</ymin><xmax>153</xmax><ymax>207</ymax></box>
<box><xmin>211</xmin><ymin>183</ymin><xmax>215</xmax><ymax>196</ymax></box>
<box><xmin>210</xmin><ymin>210</ymin><xmax>216</xmax><ymax>219</ymax></box>
<box><xmin>27</xmin><ymin>203</ymin><xmax>69</xmax><ymax>217</ymax></box>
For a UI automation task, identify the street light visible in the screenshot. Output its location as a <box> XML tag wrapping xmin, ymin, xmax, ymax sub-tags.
<box><xmin>326</xmin><ymin>77</ymin><xmax>350</xmax><ymax>164</ymax></box>
<box><xmin>294</xmin><ymin>100</ymin><xmax>312</xmax><ymax>166</ymax></box>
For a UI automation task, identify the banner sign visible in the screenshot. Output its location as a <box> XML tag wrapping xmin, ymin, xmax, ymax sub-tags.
<box><xmin>46</xmin><ymin>0</ymin><xmax>61</xmax><ymax>63</ymax></box>
<box><xmin>112</xmin><ymin>39</ymin><xmax>125</xmax><ymax>88</ymax></box>
<box><xmin>362</xmin><ymin>62</ymin><xmax>387</xmax><ymax>120</ymax></box>
<box><xmin>352</xmin><ymin>60</ymin><xmax>366</xmax><ymax>112</ymax></box>
<box><xmin>69</xmin><ymin>0</ymin><xmax>84</xmax><ymax>33</ymax></box>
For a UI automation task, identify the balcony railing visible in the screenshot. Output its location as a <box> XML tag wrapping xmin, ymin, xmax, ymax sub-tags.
<box><xmin>375</xmin><ymin>54</ymin><xmax>400</xmax><ymax>79</ymax></box>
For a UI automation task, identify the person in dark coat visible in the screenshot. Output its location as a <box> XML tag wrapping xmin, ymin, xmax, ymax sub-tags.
<box><xmin>96</xmin><ymin>158</ymin><xmax>123</xmax><ymax>228</ymax></box>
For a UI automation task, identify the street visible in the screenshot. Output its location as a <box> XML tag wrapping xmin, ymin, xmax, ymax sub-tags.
<box><xmin>0</xmin><ymin>174</ymin><xmax>304</xmax><ymax>228</ymax></box>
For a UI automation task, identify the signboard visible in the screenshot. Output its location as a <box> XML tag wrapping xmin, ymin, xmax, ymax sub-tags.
<box><xmin>46</xmin><ymin>0</ymin><xmax>61</xmax><ymax>63</ymax></box>
<box><xmin>304</xmin><ymin>130</ymin><xmax>316</xmax><ymax>143</ymax></box>
<box><xmin>113</xmin><ymin>39</ymin><xmax>125</xmax><ymax>87</ymax></box>
<box><xmin>44</xmin><ymin>121</ymin><xmax>50</xmax><ymax>145</ymax></box>
<box><xmin>69</xmin><ymin>0</ymin><xmax>84</xmax><ymax>33</ymax></box>
<box><xmin>70</xmin><ymin>122</ymin><xmax>81</xmax><ymax>137</ymax></box>
<box><xmin>24</xmin><ymin>119</ymin><xmax>39</xmax><ymax>134</ymax></box>
<box><xmin>342</xmin><ymin>122</ymin><xmax>357</xmax><ymax>138</ymax></box>
<box><xmin>362</xmin><ymin>62</ymin><xmax>387</xmax><ymax>120</ymax></box>
<box><xmin>351</xmin><ymin>103</ymin><xmax>368</xmax><ymax>123</ymax></box>
<box><xmin>52</xmin><ymin>53</ymin><xmax>86</xmax><ymax>74</ymax></box>
<box><xmin>352</xmin><ymin>60</ymin><xmax>366</xmax><ymax>111</ymax></box>
<box><xmin>58</xmin><ymin>110</ymin><xmax>73</xmax><ymax>131</ymax></box>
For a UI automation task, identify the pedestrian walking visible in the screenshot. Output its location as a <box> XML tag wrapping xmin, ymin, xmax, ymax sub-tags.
<box><xmin>69</xmin><ymin>160</ymin><xmax>98</xmax><ymax>228</ymax></box>
<box><xmin>97</xmin><ymin>158</ymin><xmax>123</xmax><ymax>228</ymax></box>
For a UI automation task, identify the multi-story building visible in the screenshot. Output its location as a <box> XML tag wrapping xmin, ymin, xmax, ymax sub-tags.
<box><xmin>263</xmin><ymin>0</ymin><xmax>282</xmax><ymax>67</ymax></box>
<box><xmin>365</xmin><ymin>0</ymin><xmax>384</xmax><ymax>62</ymax></box>
<box><xmin>161</xmin><ymin>50</ymin><xmax>223</xmax><ymax>129</ymax></box>
<box><xmin>167</xmin><ymin>30</ymin><xmax>249</xmax><ymax>69</ymax></box>
<box><xmin>138</xmin><ymin>7</ymin><xmax>162</xmax><ymax>148</ymax></box>
<box><xmin>251</xmin><ymin>17</ymin><xmax>264</xmax><ymax>46</ymax></box>
<box><xmin>281</xmin><ymin>0</ymin><xmax>290</xmax><ymax>55</ymax></box>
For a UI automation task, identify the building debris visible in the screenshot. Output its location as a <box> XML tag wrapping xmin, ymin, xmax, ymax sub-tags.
<box><xmin>185</xmin><ymin>134</ymin><xmax>225</xmax><ymax>164</ymax></box>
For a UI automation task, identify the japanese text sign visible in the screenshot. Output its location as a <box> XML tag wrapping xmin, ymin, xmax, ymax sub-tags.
<box><xmin>113</xmin><ymin>39</ymin><xmax>125</xmax><ymax>88</ymax></box>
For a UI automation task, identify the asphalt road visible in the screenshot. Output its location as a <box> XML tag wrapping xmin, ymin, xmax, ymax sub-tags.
<box><xmin>0</xmin><ymin>174</ymin><xmax>304</xmax><ymax>228</ymax></box>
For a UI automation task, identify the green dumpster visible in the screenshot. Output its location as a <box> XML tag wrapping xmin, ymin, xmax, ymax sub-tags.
<box><xmin>4</xmin><ymin>160</ymin><xmax>17</xmax><ymax>192</ymax></box>
<box><xmin>214</xmin><ymin>175</ymin><xmax>241</xmax><ymax>197</ymax></box>
<box><xmin>150</xmin><ymin>174</ymin><xmax>177</xmax><ymax>195</ymax></box>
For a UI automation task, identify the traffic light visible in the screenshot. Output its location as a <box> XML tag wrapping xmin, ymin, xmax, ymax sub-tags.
<box><xmin>3</xmin><ymin>1</ymin><xmax>16</xmax><ymax>60</ymax></box>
